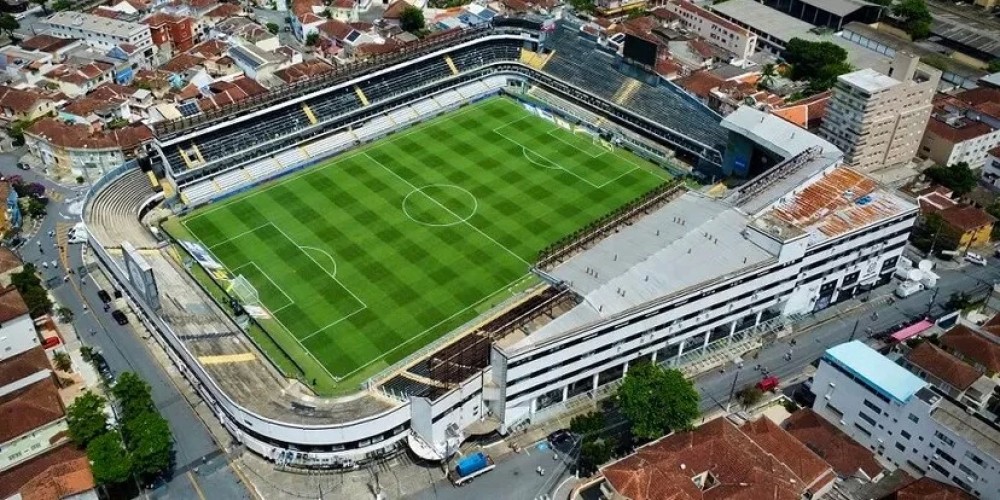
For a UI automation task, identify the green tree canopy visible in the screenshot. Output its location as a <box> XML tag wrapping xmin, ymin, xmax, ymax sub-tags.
<box><xmin>87</xmin><ymin>432</ymin><xmax>132</xmax><ymax>485</ymax></box>
<box><xmin>616</xmin><ymin>362</ymin><xmax>699</xmax><ymax>441</ymax></box>
<box><xmin>51</xmin><ymin>0</ymin><xmax>72</xmax><ymax>10</ymax></box>
<box><xmin>266</xmin><ymin>22</ymin><xmax>279</xmax><ymax>35</ymax></box>
<box><xmin>783</xmin><ymin>38</ymin><xmax>851</xmax><ymax>94</ymax></box>
<box><xmin>66</xmin><ymin>391</ymin><xmax>108</xmax><ymax>446</ymax></box>
<box><xmin>305</xmin><ymin>32</ymin><xmax>319</xmax><ymax>46</ymax></box>
<box><xmin>10</xmin><ymin>264</ymin><xmax>53</xmax><ymax>318</ymax></box>
<box><xmin>924</xmin><ymin>161</ymin><xmax>977</xmax><ymax>196</ymax></box>
<box><xmin>0</xmin><ymin>14</ymin><xmax>19</xmax><ymax>36</ymax></box>
<box><xmin>123</xmin><ymin>411</ymin><xmax>173</xmax><ymax>478</ymax></box>
<box><xmin>400</xmin><ymin>6</ymin><xmax>425</xmax><ymax>33</ymax></box>
<box><xmin>910</xmin><ymin>212</ymin><xmax>961</xmax><ymax>256</ymax></box>
<box><xmin>111</xmin><ymin>372</ymin><xmax>155</xmax><ymax>422</ymax></box>
<box><xmin>893</xmin><ymin>0</ymin><xmax>932</xmax><ymax>39</ymax></box>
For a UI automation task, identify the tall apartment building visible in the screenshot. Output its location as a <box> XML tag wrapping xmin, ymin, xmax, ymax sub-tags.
<box><xmin>40</xmin><ymin>12</ymin><xmax>154</xmax><ymax>60</ymax></box>
<box><xmin>659</xmin><ymin>0</ymin><xmax>758</xmax><ymax>61</ymax></box>
<box><xmin>810</xmin><ymin>341</ymin><xmax>1000</xmax><ymax>497</ymax></box>
<box><xmin>820</xmin><ymin>53</ymin><xmax>939</xmax><ymax>170</ymax></box>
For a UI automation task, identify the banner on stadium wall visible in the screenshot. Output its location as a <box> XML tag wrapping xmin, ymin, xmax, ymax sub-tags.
<box><xmin>522</xmin><ymin>103</ymin><xmax>537</xmax><ymax>113</ymax></box>
<box><xmin>536</xmin><ymin>109</ymin><xmax>554</xmax><ymax>122</ymax></box>
<box><xmin>179</xmin><ymin>240</ymin><xmax>225</xmax><ymax>270</ymax></box>
<box><xmin>554</xmin><ymin>117</ymin><xmax>572</xmax><ymax>130</ymax></box>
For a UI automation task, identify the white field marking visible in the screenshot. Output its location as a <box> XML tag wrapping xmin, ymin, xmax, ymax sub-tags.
<box><xmin>183</xmin><ymin>100</ymin><xmax>498</xmax><ymax>225</ymax></box>
<box><xmin>207</xmin><ymin>222</ymin><xmax>272</xmax><ymax>249</ymax></box>
<box><xmin>364</xmin><ymin>152</ymin><xmax>531</xmax><ymax>267</ymax></box>
<box><xmin>401</xmin><ymin>184</ymin><xmax>479</xmax><ymax>227</ymax></box>
<box><xmin>545</xmin><ymin>127</ymin><xmax>607</xmax><ymax>158</ymax></box>
<box><xmin>300</xmin><ymin>245</ymin><xmax>337</xmax><ymax>278</ymax></box>
<box><xmin>336</xmin><ymin>273</ymin><xmax>533</xmax><ymax>381</ymax></box>
<box><xmin>231</xmin><ymin>261</ymin><xmax>294</xmax><ymax>310</ymax></box>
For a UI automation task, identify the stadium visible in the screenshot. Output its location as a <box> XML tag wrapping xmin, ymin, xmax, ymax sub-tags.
<box><xmin>82</xmin><ymin>17</ymin><xmax>918</xmax><ymax>467</ymax></box>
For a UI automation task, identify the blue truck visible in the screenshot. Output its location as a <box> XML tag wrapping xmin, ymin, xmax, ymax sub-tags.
<box><xmin>449</xmin><ymin>451</ymin><xmax>496</xmax><ymax>485</ymax></box>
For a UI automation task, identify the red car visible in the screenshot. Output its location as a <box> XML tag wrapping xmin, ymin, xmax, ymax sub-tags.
<box><xmin>756</xmin><ymin>376</ymin><xmax>779</xmax><ymax>392</ymax></box>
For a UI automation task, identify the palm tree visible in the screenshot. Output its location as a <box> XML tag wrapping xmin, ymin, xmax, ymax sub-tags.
<box><xmin>53</xmin><ymin>351</ymin><xmax>72</xmax><ymax>372</ymax></box>
<box><xmin>758</xmin><ymin>63</ymin><xmax>777</xmax><ymax>90</ymax></box>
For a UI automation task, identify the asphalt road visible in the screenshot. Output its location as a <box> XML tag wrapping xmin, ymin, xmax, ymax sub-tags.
<box><xmin>2</xmin><ymin>151</ymin><xmax>249</xmax><ymax>499</ymax></box>
<box><xmin>407</xmin><ymin>258</ymin><xmax>1000</xmax><ymax>500</ymax></box>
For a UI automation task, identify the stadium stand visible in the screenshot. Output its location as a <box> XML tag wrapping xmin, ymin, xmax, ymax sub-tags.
<box><xmin>84</xmin><ymin>169</ymin><xmax>160</xmax><ymax>249</ymax></box>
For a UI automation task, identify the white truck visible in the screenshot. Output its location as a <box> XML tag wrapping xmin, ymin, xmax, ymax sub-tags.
<box><xmin>895</xmin><ymin>280</ymin><xmax>924</xmax><ymax>298</ymax></box>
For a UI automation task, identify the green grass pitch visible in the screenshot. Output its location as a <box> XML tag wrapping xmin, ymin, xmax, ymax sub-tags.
<box><xmin>179</xmin><ymin>97</ymin><xmax>668</xmax><ymax>393</ymax></box>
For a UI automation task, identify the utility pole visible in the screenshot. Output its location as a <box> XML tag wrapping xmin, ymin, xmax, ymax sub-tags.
<box><xmin>726</xmin><ymin>366</ymin><xmax>741</xmax><ymax>411</ymax></box>
<box><xmin>848</xmin><ymin>317</ymin><xmax>861</xmax><ymax>342</ymax></box>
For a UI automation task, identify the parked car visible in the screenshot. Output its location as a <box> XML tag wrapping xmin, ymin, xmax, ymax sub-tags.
<box><xmin>965</xmin><ymin>252</ymin><xmax>988</xmax><ymax>266</ymax></box>
<box><xmin>16</xmin><ymin>162</ymin><xmax>29</xmax><ymax>170</ymax></box>
<box><xmin>92</xmin><ymin>353</ymin><xmax>114</xmax><ymax>381</ymax></box>
<box><xmin>111</xmin><ymin>310</ymin><xmax>129</xmax><ymax>325</ymax></box>
<box><xmin>97</xmin><ymin>289</ymin><xmax>111</xmax><ymax>303</ymax></box>
<box><xmin>547</xmin><ymin>429</ymin><xmax>574</xmax><ymax>447</ymax></box>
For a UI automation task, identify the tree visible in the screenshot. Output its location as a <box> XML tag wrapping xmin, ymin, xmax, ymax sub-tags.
<box><xmin>924</xmin><ymin>162</ymin><xmax>977</xmax><ymax>196</ymax></box>
<box><xmin>10</xmin><ymin>264</ymin><xmax>53</xmax><ymax>317</ymax></box>
<box><xmin>893</xmin><ymin>0</ymin><xmax>932</xmax><ymax>39</ymax></box>
<box><xmin>87</xmin><ymin>432</ymin><xmax>132</xmax><ymax>485</ymax></box>
<box><xmin>910</xmin><ymin>212</ymin><xmax>960</xmax><ymax>256</ymax></box>
<box><xmin>57</xmin><ymin>306</ymin><xmax>74</xmax><ymax>323</ymax></box>
<box><xmin>0</xmin><ymin>14</ymin><xmax>19</xmax><ymax>37</ymax></box>
<box><xmin>8</xmin><ymin>118</ymin><xmax>31</xmax><ymax>146</ymax></box>
<box><xmin>783</xmin><ymin>38</ymin><xmax>851</xmax><ymax>94</ymax></box>
<box><xmin>570</xmin><ymin>411</ymin><xmax>615</xmax><ymax>476</ymax></box>
<box><xmin>616</xmin><ymin>362</ymin><xmax>699</xmax><ymax>441</ymax></box>
<box><xmin>946</xmin><ymin>292</ymin><xmax>972</xmax><ymax>311</ymax></box>
<box><xmin>266</xmin><ymin>22</ymin><xmax>279</xmax><ymax>35</ymax></box>
<box><xmin>31</xmin><ymin>0</ymin><xmax>48</xmax><ymax>14</ymax></box>
<box><xmin>399</xmin><ymin>6</ymin><xmax>425</xmax><ymax>33</ymax></box>
<box><xmin>736</xmin><ymin>386</ymin><xmax>764</xmax><ymax>407</ymax></box>
<box><xmin>305</xmin><ymin>32</ymin><xmax>319</xmax><ymax>46</ymax></box>
<box><xmin>66</xmin><ymin>391</ymin><xmax>109</xmax><ymax>446</ymax></box>
<box><xmin>80</xmin><ymin>345</ymin><xmax>95</xmax><ymax>362</ymax></box>
<box><xmin>568</xmin><ymin>0</ymin><xmax>595</xmax><ymax>13</ymax></box>
<box><xmin>53</xmin><ymin>351</ymin><xmax>72</xmax><ymax>372</ymax></box>
<box><xmin>123</xmin><ymin>411</ymin><xmax>173</xmax><ymax>478</ymax></box>
<box><xmin>111</xmin><ymin>372</ymin><xmax>155</xmax><ymax>422</ymax></box>
<box><xmin>25</xmin><ymin>197</ymin><xmax>47</xmax><ymax>218</ymax></box>
<box><xmin>758</xmin><ymin>63</ymin><xmax>777</xmax><ymax>90</ymax></box>
<box><xmin>51</xmin><ymin>0</ymin><xmax>72</xmax><ymax>11</ymax></box>
<box><xmin>989</xmin><ymin>59</ymin><xmax>1000</xmax><ymax>74</ymax></box>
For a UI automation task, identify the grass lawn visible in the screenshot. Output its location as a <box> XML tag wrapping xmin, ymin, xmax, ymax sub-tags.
<box><xmin>178</xmin><ymin>97</ymin><xmax>668</xmax><ymax>393</ymax></box>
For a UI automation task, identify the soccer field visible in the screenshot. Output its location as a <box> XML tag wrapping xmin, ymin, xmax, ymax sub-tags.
<box><xmin>179</xmin><ymin>97</ymin><xmax>668</xmax><ymax>392</ymax></box>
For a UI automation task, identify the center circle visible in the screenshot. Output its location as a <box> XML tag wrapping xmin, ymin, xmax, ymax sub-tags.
<box><xmin>401</xmin><ymin>184</ymin><xmax>478</xmax><ymax>227</ymax></box>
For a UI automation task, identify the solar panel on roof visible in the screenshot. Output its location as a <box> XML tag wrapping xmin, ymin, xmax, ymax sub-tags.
<box><xmin>178</xmin><ymin>101</ymin><xmax>200</xmax><ymax>117</ymax></box>
<box><xmin>345</xmin><ymin>31</ymin><xmax>361</xmax><ymax>43</ymax></box>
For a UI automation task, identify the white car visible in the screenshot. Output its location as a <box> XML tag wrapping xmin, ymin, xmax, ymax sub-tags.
<box><xmin>965</xmin><ymin>252</ymin><xmax>988</xmax><ymax>266</ymax></box>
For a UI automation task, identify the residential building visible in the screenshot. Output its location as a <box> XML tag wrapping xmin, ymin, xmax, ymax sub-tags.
<box><xmin>600</xmin><ymin>417</ymin><xmax>836</xmax><ymax>499</ymax></box>
<box><xmin>41</xmin><ymin>61</ymin><xmax>114</xmax><ymax>97</ymax></box>
<box><xmin>0</xmin><ymin>443</ymin><xmax>96</xmax><ymax>500</ymax></box>
<box><xmin>214</xmin><ymin>18</ymin><xmax>279</xmax><ymax>53</ymax></box>
<box><xmin>0</xmin><ymin>86</ymin><xmax>58</xmax><ymax>125</ymax></box>
<box><xmin>0</xmin><ymin>366</ymin><xmax>66</xmax><ymax>471</ymax></box>
<box><xmin>40</xmin><ymin>11</ymin><xmax>154</xmax><ymax>60</ymax></box>
<box><xmin>274</xmin><ymin>59</ymin><xmax>335</xmax><ymax>84</ymax></box>
<box><xmin>984</xmin><ymin>146</ymin><xmax>1000</xmax><ymax>189</ymax></box>
<box><xmin>783</xmin><ymin>408</ymin><xmax>885</xmax><ymax>481</ymax></box>
<box><xmin>0</xmin><ymin>287</ymin><xmax>39</xmax><ymax>361</ymax></box>
<box><xmin>810</xmin><ymin>341</ymin><xmax>1000</xmax><ymax>496</ymax></box>
<box><xmin>593</xmin><ymin>0</ymin><xmax>646</xmax><ymax>17</ymax></box>
<box><xmin>900</xmin><ymin>341</ymin><xmax>997</xmax><ymax>412</ymax></box>
<box><xmin>656</xmin><ymin>0</ymin><xmax>757</xmax><ymax>61</ymax></box>
<box><xmin>879</xmin><ymin>477</ymin><xmax>974</xmax><ymax>500</ymax></box>
<box><xmin>939</xmin><ymin>321</ymin><xmax>1000</xmax><ymax>377</ymax></box>
<box><xmin>0</xmin><ymin>46</ymin><xmax>58</xmax><ymax>87</ymax></box>
<box><xmin>772</xmin><ymin>91</ymin><xmax>832</xmax><ymax>132</ymax></box>
<box><xmin>19</xmin><ymin>34</ymin><xmax>84</xmax><ymax>63</ymax></box>
<box><xmin>0</xmin><ymin>183</ymin><xmax>21</xmax><ymax>238</ymax></box>
<box><xmin>142</xmin><ymin>12</ymin><xmax>196</xmax><ymax>53</ymax></box>
<box><xmin>820</xmin><ymin>53</ymin><xmax>940</xmax><ymax>170</ymax></box>
<box><xmin>227</xmin><ymin>43</ymin><xmax>284</xmax><ymax>84</ymax></box>
<box><xmin>0</xmin><ymin>248</ymin><xmax>22</xmax><ymax>287</ymax></box>
<box><xmin>24</xmin><ymin>118</ymin><xmax>153</xmax><ymax>180</ymax></box>
<box><xmin>915</xmin><ymin>186</ymin><xmax>997</xmax><ymax>249</ymax></box>
<box><xmin>920</xmin><ymin>88</ymin><xmax>1000</xmax><ymax>169</ymax></box>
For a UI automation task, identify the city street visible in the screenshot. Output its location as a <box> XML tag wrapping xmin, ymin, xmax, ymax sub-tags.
<box><xmin>1</xmin><ymin>151</ymin><xmax>249</xmax><ymax>500</ymax></box>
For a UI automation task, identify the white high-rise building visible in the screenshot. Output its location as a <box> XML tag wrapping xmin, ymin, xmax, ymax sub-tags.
<box><xmin>820</xmin><ymin>53</ymin><xmax>940</xmax><ymax>170</ymax></box>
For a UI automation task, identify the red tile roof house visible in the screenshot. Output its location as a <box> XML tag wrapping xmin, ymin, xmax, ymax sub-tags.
<box><xmin>939</xmin><ymin>319</ymin><xmax>1000</xmax><ymax>378</ymax></box>
<box><xmin>0</xmin><ymin>86</ymin><xmax>59</xmax><ymax>125</ymax></box>
<box><xmin>24</xmin><ymin>118</ymin><xmax>153</xmax><ymax>180</ymax></box>
<box><xmin>783</xmin><ymin>409</ymin><xmax>885</xmax><ymax>482</ymax></box>
<box><xmin>900</xmin><ymin>341</ymin><xmax>996</xmax><ymax>411</ymax></box>
<box><xmin>0</xmin><ymin>286</ymin><xmax>42</xmax><ymax>359</ymax></box>
<box><xmin>0</xmin><ymin>442</ymin><xmax>96</xmax><ymax>500</ymax></box>
<box><xmin>600</xmin><ymin>417</ymin><xmax>836</xmax><ymax>500</ymax></box>
<box><xmin>41</xmin><ymin>62</ymin><xmax>114</xmax><ymax>97</ymax></box>
<box><xmin>143</xmin><ymin>12</ymin><xmax>197</xmax><ymax>53</ymax></box>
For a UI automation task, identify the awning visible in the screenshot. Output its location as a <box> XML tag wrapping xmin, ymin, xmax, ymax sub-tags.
<box><xmin>407</xmin><ymin>433</ymin><xmax>445</xmax><ymax>462</ymax></box>
<box><xmin>890</xmin><ymin>320</ymin><xmax>933</xmax><ymax>342</ymax></box>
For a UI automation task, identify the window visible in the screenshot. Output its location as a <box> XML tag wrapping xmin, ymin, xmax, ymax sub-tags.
<box><xmin>853</xmin><ymin>423</ymin><xmax>872</xmax><ymax>437</ymax></box>
<box><xmin>928</xmin><ymin>461</ymin><xmax>949</xmax><ymax>477</ymax></box>
<box><xmin>958</xmin><ymin>463</ymin><xmax>978</xmax><ymax>480</ymax></box>
<box><xmin>826</xmin><ymin>403</ymin><xmax>844</xmax><ymax>419</ymax></box>
<box><xmin>858</xmin><ymin>411</ymin><xmax>877</xmax><ymax>427</ymax></box>
<box><xmin>895</xmin><ymin>442</ymin><xmax>906</xmax><ymax>452</ymax></box>
<box><xmin>935</xmin><ymin>449</ymin><xmax>956</xmax><ymax>465</ymax></box>
<box><xmin>901</xmin><ymin>430</ymin><xmax>911</xmax><ymax>440</ymax></box>
<box><xmin>908</xmin><ymin>414</ymin><xmax>919</xmax><ymax>423</ymax></box>
<box><xmin>863</xmin><ymin>399</ymin><xmax>882</xmax><ymax>414</ymax></box>
<box><xmin>934</xmin><ymin>430</ymin><xmax>955</xmax><ymax>447</ymax></box>
<box><xmin>964</xmin><ymin>451</ymin><xmax>984</xmax><ymax>467</ymax></box>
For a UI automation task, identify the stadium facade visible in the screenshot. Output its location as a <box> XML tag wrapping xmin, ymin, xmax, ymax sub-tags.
<box><xmin>82</xmin><ymin>19</ymin><xmax>918</xmax><ymax>467</ymax></box>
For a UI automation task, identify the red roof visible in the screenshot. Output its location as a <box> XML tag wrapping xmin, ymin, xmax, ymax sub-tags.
<box><xmin>0</xmin><ymin>377</ymin><xmax>64</xmax><ymax>443</ymax></box>
<box><xmin>0</xmin><ymin>86</ymin><xmax>52</xmax><ymax>113</ymax></box>
<box><xmin>937</xmin><ymin>205</ymin><xmax>996</xmax><ymax>232</ymax></box>
<box><xmin>939</xmin><ymin>324</ymin><xmax>1000</xmax><ymax>374</ymax></box>
<box><xmin>161</xmin><ymin>53</ymin><xmax>205</xmax><ymax>73</ymax></box>
<box><xmin>602</xmin><ymin>418</ymin><xmax>834</xmax><ymax>500</ymax></box>
<box><xmin>676</xmin><ymin>70</ymin><xmax>725</xmax><ymax>99</ymax></box>
<box><xmin>0</xmin><ymin>346</ymin><xmax>50</xmax><ymax>389</ymax></box>
<box><xmin>0</xmin><ymin>444</ymin><xmax>94</xmax><ymax>500</ymax></box>
<box><xmin>0</xmin><ymin>285</ymin><xmax>29</xmax><ymax>321</ymax></box>
<box><xmin>27</xmin><ymin>119</ymin><xmax>153</xmax><ymax>151</ymax></box>
<box><xmin>274</xmin><ymin>59</ymin><xmax>335</xmax><ymax>83</ymax></box>
<box><xmin>784</xmin><ymin>409</ymin><xmax>883</xmax><ymax>479</ymax></box>
<box><xmin>19</xmin><ymin>34</ymin><xmax>77</xmax><ymax>53</ymax></box>
<box><xmin>383</xmin><ymin>0</ymin><xmax>409</xmax><ymax>19</ymax></box>
<box><xmin>317</xmin><ymin>19</ymin><xmax>355</xmax><ymax>41</ymax></box>
<box><xmin>205</xmin><ymin>2</ymin><xmax>243</xmax><ymax>17</ymax></box>
<box><xmin>905</xmin><ymin>341</ymin><xmax>981</xmax><ymax>390</ymax></box>
<box><xmin>881</xmin><ymin>477</ymin><xmax>974</xmax><ymax>500</ymax></box>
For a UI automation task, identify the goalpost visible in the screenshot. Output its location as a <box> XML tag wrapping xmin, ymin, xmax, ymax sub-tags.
<box><xmin>228</xmin><ymin>274</ymin><xmax>261</xmax><ymax>308</ymax></box>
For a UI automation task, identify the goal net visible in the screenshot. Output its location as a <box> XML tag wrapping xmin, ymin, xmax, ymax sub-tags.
<box><xmin>228</xmin><ymin>275</ymin><xmax>260</xmax><ymax>308</ymax></box>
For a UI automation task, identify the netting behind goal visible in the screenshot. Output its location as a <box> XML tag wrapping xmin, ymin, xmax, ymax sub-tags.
<box><xmin>228</xmin><ymin>275</ymin><xmax>260</xmax><ymax>307</ymax></box>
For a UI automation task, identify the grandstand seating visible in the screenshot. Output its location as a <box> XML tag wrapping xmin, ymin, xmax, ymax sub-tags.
<box><xmin>161</xmin><ymin>40</ymin><xmax>523</xmax><ymax>186</ymax></box>
<box><xmin>180</xmin><ymin>76</ymin><xmax>510</xmax><ymax>205</ymax></box>
<box><xmin>85</xmin><ymin>169</ymin><xmax>160</xmax><ymax>249</ymax></box>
